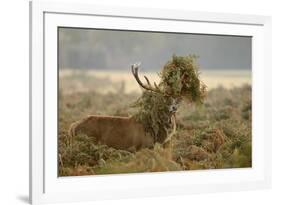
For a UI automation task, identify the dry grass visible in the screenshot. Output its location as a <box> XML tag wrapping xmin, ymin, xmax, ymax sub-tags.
<box><xmin>59</xmin><ymin>69</ymin><xmax>251</xmax><ymax>94</ymax></box>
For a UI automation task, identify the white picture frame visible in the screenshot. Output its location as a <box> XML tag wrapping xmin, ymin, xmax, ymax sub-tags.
<box><xmin>29</xmin><ymin>1</ymin><xmax>272</xmax><ymax>204</ymax></box>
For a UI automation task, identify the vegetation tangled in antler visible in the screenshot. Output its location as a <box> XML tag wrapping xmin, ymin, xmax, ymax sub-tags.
<box><xmin>160</xmin><ymin>55</ymin><xmax>206</xmax><ymax>103</ymax></box>
<box><xmin>132</xmin><ymin>55</ymin><xmax>206</xmax><ymax>143</ymax></box>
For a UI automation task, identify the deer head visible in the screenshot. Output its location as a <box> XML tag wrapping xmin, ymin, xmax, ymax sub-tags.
<box><xmin>131</xmin><ymin>62</ymin><xmax>181</xmax><ymax>116</ymax></box>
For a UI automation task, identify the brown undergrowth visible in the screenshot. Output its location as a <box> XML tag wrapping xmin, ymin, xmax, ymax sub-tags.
<box><xmin>59</xmin><ymin>83</ymin><xmax>251</xmax><ymax>176</ymax></box>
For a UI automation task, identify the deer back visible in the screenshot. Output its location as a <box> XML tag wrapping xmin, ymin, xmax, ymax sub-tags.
<box><xmin>69</xmin><ymin>115</ymin><xmax>154</xmax><ymax>151</ymax></box>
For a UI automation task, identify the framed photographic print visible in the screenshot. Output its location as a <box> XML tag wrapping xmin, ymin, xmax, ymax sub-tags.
<box><xmin>29</xmin><ymin>1</ymin><xmax>272</xmax><ymax>204</ymax></box>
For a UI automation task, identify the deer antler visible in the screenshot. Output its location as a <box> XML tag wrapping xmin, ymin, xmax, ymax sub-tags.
<box><xmin>131</xmin><ymin>63</ymin><xmax>162</xmax><ymax>94</ymax></box>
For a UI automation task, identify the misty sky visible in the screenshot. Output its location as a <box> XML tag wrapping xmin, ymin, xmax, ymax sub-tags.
<box><xmin>58</xmin><ymin>27</ymin><xmax>252</xmax><ymax>71</ymax></box>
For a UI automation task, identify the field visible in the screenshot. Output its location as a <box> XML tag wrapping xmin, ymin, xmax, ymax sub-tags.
<box><xmin>58</xmin><ymin>69</ymin><xmax>252</xmax><ymax>176</ymax></box>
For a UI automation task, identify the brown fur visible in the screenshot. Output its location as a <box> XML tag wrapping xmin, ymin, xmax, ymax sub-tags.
<box><xmin>69</xmin><ymin>115</ymin><xmax>154</xmax><ymax>151</ymax></box>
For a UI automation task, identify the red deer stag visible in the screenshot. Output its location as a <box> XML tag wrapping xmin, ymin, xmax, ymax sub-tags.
<box><xmin>68</xmin><ymin>63</ymin><xmax>179</xmax><ymax>151</ymax></box>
